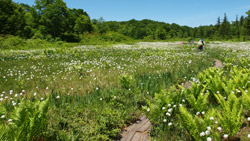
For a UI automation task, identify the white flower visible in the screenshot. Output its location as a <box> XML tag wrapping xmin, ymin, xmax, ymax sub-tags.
<box><xmin>168</xmin><ymin>108</ymin><xmax>172</xmax><ymax>112</ymax></box>
<box><xmin>41</xmin><ymin>98</ymin><xmax>44</xmax><ymax>101</ymax></box>
<box><xmin>56</xmin><ymin>96</ymin><xmax>60</xmax><ymax>99</ymax></box>
<box><xmin>0</xmin><ymin>98</ymin><xmax>3</xmax><ymax>101</ymax></box>
<box><xmin>34</xmin><ymin>92</ymin><xmax>37</xmax><ymax>96</ymax></box>
<box><xmin>71</xmin><ymin>88</ymin><xmax>74</xmax><ymax>90</ymax></box>
<box><xmin>168</xmin><ymin>104</ymin><xmax>171</xmax><ymax>107</ymax></box>
<box><xmin>201</xmin><ymin>93</ymin><xmax>204</xmax><ymax>96</ymax></box>
<box><xmin>248</xmin><ymin>134</ymin><xmax>250</xmax><ymax>138</ymax></box>
<box><xmin>163</xmin><ymin>119</ymin><xmax>167</xmax><ymax>122</ymax></box>
<box><xmin>8</xmin><ymin>119</ymin><xmax>12</xmax><ymax>122</ymax></box>
<box><xmin>15</xmin><ymin>94</ymin><xmax>18</xmax><ymax>97</ymax></box>
<box><xmin>182</xmin><ymin>99</ymin><xmax>185</xmax><ymax>103</ymax></box>
<box><xmin>1</xmin><ymin>115</ymin><xmax>5</xmax><ymax>119</ymax></box>
<box><xmin>114</xmin><ymin>96</ymin><xmax>116</xmax><ymax>99</ymax></box>
<box><xmin>207</xmin><ymin>127</ymin><xmax>211</xmax><ymax>131</ymax></box>
<box><xmin>173</xmin><ymin>105</ymin><xmax>176</xmax><ymax>108</ymax></box>
<box><xmin>179</xmin><ymin>104</ymin><xmax>183</xmax><ymax>107</ymax></box>
<box><xmin>22</xmin><ymin>90</ymin><xmax>25</xmax><ymax>93</ymax></box>
<box><xmin>217</xmin><ymin>127</ymin><xmax>222</xmax><ymax>131</ymax></box>
<box><xmin>168</xmin><ymin>122</ymin><xmax>172</xmax><ymax>126</ymax></box>
<box><xmin>223</xmin><ymin>134</ymin><xmax>228</xmax><ymax>139</ymax></box>
<box><xmin>96</xmin><ymin>87</ymin><xmax>99</xmax><ymax>90</ymax></box>
<box><xmin>201</xmin><ymin>111</ymin><xmax>205</xmax><ymax>115</ymax></box>
<box><xmin>166</xmin><ymin>112</ymin><xmax>171</xmax><ymax>116</ymax></box>
<box><xmin>205</xmin><ymin>130</ymin><xmax>210</xmax><ymax>135</ymax></box>
<box><xmin>247</xmin><ymin>117</ymin><xmax>250</xmax><ymax>121</ymax></box>
<box><xmin>200</xmin><ymin>132</ymin><xmax>205</xmax><ymax>137</ymax></box>
<box><xmin>46</xmin><ymin>87</ymin><xmax>49</xmax><ymax>90</ymax></box>
<box><xmin>162</xmin><ymin>107</ymin><xmax>166</xmax><ymax>110</ymax></box>
<box><xmin>196</xmin><ymin>112</ymin><xmax>200</xmax><ymax>116</ymax></box>
<box><xmin>207</xmin><ymin>137</ymin><xmax>212</xmax><ymax>141</ymax></box>
<box><xmin>224</xmin><ymin>97</ymin><xmax>227</xmax><ymax>100</ymax></box>
<box><xmin>13</xmin><ymin>103</ymin><xmax>16</xmax><ymax>106</ymax></box>
<box><xmin>215</xmin><ymin>121</ymin><xmax>218</xmax><ymax>124</ymax></box>
<box><xmin>210</xmin><ymin>117</ymin><xmax>214</xmax><ymax>120</ymax></box>
<box><xmin>216</xmin><ymin>91</ymin><xmax>219</xmax><ymax>94</ymax></box>
<box><xmin>147</xmin><ymin>108</ymin><xmax>150</xmax><ymax>112</ymax></box>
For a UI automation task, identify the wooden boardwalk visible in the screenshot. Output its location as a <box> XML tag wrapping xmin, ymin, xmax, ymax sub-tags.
<box><xmin>121</xmin><ymin>115</ymin><xmax>151</xmax><ymax>141</ymax></box>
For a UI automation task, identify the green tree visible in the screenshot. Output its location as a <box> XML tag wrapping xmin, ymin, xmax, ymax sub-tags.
<box><xmin>39</xmin><ymin>0</ymin><xmax>69</xmax><ymax>38</ymax></box>
<box><xmin>0</xmin><ymin>0</ymin><xmax>26</xmax><ymax>35</ymax></box>
<box><xmin>220</xmin><ymin>13</ymin><xmax>231</xmax><ymax>39</ymax></box>
<box><xmin>156</xmin><ymin>26</ymin><xmax>166</xmax><ymax>40</ymax></box>
<box><xmin>74</xmin><ymin>15</ymin><xmax>92</xmax><ymax>34</ymax></box>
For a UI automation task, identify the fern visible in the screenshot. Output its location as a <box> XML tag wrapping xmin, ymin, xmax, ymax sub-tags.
<box><xmin>241</xmin><ymin>88</ymin><xmax>250</xmax><ymax>115</ymax></box>
<box><xmin>178</xmin><ymin>106</ymin><xmax>205</xmax><ymax>140</ymax></box>
<box><xmin>1</xmin><ymin>98</ymin><xmax>50</xmax><ymax>140</ymax></box>
<box><xmin>215</xmin><ymin>93</ymin><xmax>244</xmax><ymax>136</ymax></box>
<box><xmin>186</xmin><ymin>91</ymin><xmax>210</xmax><ymax>113</ymax></box>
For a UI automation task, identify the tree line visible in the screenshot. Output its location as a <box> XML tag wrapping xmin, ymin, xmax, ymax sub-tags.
<box><xmin>1</xmin><ymin>0</ymin><xmax>250</xmax><ymax>42</ymax></box>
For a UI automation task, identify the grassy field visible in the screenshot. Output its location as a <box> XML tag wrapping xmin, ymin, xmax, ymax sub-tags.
<box><xmin>0</xmin><ymin>41</ymin><xmax>250</xmax><ymax>140</ymax></box>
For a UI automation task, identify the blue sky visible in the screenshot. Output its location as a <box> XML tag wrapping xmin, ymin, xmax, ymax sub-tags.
<box><xmin>13</xmin><ymin>0</ymin><xmax>250</xmax><ymax>27</ymax></box>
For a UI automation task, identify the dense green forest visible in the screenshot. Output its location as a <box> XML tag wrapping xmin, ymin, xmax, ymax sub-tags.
<box><xmin>1</xmin><ymin>0</ymin><xmax>250</xmax><ymax>44</ymax></box>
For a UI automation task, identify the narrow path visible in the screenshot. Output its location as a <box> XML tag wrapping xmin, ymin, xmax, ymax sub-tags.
<box><xmin>214</xmin><ymin>59</ymin><xmax>223</xmax><ymax>68</ymax></box>
<box><xmin>121</xmin><ymin>115</ymin><xmax>151</xmax><ymax>141</ymax></box>
<box><xmin>120</xmin><ymin>59</ymin><xmax>223</xmax><ymax>141</ymax></box>
<box><xmin>181</xmin><ymin>59</ymin><xmax>223</xmax><ymax>89</ymax></box>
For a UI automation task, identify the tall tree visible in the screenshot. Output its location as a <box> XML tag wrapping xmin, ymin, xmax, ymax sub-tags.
<box><xmin>39</xmin><ymin>0</ymin><xmax>69</xmax><ymax>38</ymax></box>
<box><xmin>220</xmin><ymin>13</ymin><xmax>231</xmax><ymax>39</ymax></box>
<box><xmin>0</xmin><ymin>0</ymin><xmax>26</xmax><ymax>35</ymax></box>
<box><xmin>74</xmin><ymin>15</ymin><xmax>92</xmax><ymax>34</ymax></box>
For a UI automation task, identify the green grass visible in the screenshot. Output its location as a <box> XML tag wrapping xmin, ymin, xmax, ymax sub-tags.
<box><xmin>1</xmin><ymin>41</ymin><xmax>249</xmax><ymax>140</ymax></box>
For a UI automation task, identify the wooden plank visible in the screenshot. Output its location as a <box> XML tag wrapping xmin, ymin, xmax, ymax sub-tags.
<box><xmin>121</xmin><ymin>131</ymin><xmax>136</xmax><ymax>141</ymax></box>
<box><xmin>121</xmin><ymin>116</ymin><xmax>151</xmax><ymax>141</ymax></box>
<box><xmin>137</xmin><ymin>120</ymin><xmax>151</xmax><ymax>132</ymax></box>
<box><xmin>131</xmin><ymin>132</ymin><xmax>143</xmax><ymax>141</ymax></box>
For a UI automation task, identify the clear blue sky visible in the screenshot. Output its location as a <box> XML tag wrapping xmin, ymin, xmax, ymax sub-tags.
<box><xmin>13</xmin><ymin>0</ymin><xmax>250</xmax><ymax>27</ymax></box>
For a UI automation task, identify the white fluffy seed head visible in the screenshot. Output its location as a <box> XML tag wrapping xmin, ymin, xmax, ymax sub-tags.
<box><xmin>223</xmin><ymin>134</ymin><xmax>228</xmax><ymax>139</ymax></box>
<box><xmin>217</xmin><ymin>127</ymin><xmax>222</xmax><ymax>131</ymax></box>
<box><xmin>207</xmin><ymin>137</ymin><xmax>212</xmax><ymax>141</ymax></box>
<box><xmin>168</xmin><ymin>122</ymin><xmax>172</xmax><ymax>126</ymax></box>
<box><xmin>205</xmin><ymin>130</ymin><xmax>210</xmax><ymax>135</ymax></box>
<box><xmin>200</xmin><ymin>132</ymin><xmax>205</xmax><ymax>137</ymax></box>
<box><xmin>207</xmin><ymin>127</ymin><xmax>211</xmax><ymax>131</ymax></box>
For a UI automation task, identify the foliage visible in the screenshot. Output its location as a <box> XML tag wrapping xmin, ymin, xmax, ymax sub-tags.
<box><xmin>0</xmin><ymin>99</ymin><xmax>50</xmax><ymax>140</ymax></box>
<box><xmin>1</xmin><ymin>0</ymin><xmax>250</xmax><ymax>45</ymax></box>
<box><xmin>215</xmin><ymin>93</ymin><xmax>244</xmax><ymax>137</ymax></box>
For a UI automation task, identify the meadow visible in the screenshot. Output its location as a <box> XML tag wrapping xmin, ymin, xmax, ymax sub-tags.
<box><xmin>0</xmin><ymin>41</ymin><xmax>250</xmax><ymax>140</ymax></box>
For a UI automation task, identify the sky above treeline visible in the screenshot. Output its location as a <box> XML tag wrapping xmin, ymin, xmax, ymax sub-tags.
<box><xmin>13</xmin><ymin>0</ymin><xmax>250</xmax><ymax>27</ymax></box>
